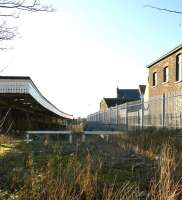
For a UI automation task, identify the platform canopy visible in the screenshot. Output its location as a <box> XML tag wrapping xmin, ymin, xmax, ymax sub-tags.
<box><xmin>0</xmin><ymin>76</ymin><xmax>73</xmax><ymax>120</ymax></box>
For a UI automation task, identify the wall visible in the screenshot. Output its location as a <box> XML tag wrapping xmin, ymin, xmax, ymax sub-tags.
<box><xmin>149</xmin><ymin>48</ymin><xmax>182</xmax><ymax>97</ymax></box>
<box><xmin>100</xmin><ymin>99</ymin><xmax>108</xmax><ymax>111</ymax></box>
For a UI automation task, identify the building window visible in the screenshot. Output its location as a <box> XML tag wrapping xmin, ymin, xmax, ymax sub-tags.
<box><xmin>152</xmin><ymin>72</ymin><xmax>157</xmax><ymax>86</ymax></box>
<box><xmin>176</xmin><ymin>54</ymin><xmax>182</xmax><ymax>81</ymax></box>
<box><xmin>163</xmin><ymin>67</ymin><xmax>169</xmax><ymax>82</ymax></box>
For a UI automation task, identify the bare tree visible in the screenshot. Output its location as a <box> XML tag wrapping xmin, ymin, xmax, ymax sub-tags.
<box><xmin>0</xmin><ymin>0</ymin><xmax>53</xmax><ymax>47</ymax></box>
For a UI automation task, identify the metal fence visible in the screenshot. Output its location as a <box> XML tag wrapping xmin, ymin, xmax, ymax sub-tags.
<box><xmin>87</xmin><ymin>90</ymin><xmax>182</xmax><ymax>130</ymax></box>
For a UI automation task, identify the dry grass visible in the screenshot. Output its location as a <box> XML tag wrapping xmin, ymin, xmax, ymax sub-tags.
<box><xmin>117</xmin><ymin>128</ymin><xmax>182</xmax><ymax>159</ymax></box>
<box><xmin>116</xmin><ymin>129</ymin><xmax>182</xmax><ymax>200</ymax></box>
<box><xmin>0</xmin><ymin>134</ymin><xmax>17</xmax><ymax>145</ymax></box>
<box><xmin>68</xmin><ymin>122</ymin><xmax>85</xmax><ymax>134</ymax></box>
<box><xmin>12</xmin><ymin>144</ymin><xmax>181</xmax><ymax>200</ymax></box>
<box><xmin>102</xmin><ymin>183</ymin><xmax>139</xmax><ymax>200</ymax></box>
<box><xmin>0</xmin><ymin>132</ymin><xmax>181</xmax><ymax>200</ymax></box>
<box><xmin>15</xmin><ymin>153</ymin><xmax>139</xmax><ymax>200</ymax></box>
<box><xmin>147</xmin><ymin>143</ymin><xmax>180</xmax><ymax>200</ymax></box>
<box><xmin>0</xmin><ymin>134</ymin><xmax>18</xmax><ymax>156</ymax></box>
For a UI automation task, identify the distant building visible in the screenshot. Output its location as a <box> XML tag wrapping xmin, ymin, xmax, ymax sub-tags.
<box><xmin>100</xmin><ymin>87</ymin><xmax>142</xmax><ymax>111</ymax></box>
<box><xmin>100</xmin><ymin>98</ymin><xmax>126</xmax><ymax>111</ymax></box>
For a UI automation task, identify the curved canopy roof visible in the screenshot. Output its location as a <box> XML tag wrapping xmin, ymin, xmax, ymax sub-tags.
<box><xmin>0</xmin><ymin>76</ymin><xmax>73</xmax><ymax>119</ymax></box>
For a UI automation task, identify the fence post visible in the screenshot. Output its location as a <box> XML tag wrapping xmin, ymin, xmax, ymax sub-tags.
<box><xmin>125</xmin><ymin>103</ymin><xmax>128</xmax><ymax>130</ymax></box>
<box><xmin>26</xmin><ymin>134</ymin><xmax>30</xmax><ymax>144</ymax></box>
<box><xmin>138</xmin><ymin>111</ymin><xmax>140</xmax><ymax>128</ymax></box>
<box><xmin>141</xmin><ymin>98</ymin><xmax>144</xmax><ymax>129</ymax></box>
<box><xmin>103</xmin><ymin>111</ymin><xmax>104</xmax><ymax>123</ymax></box>
<box><xmin>106</xmin><ymin>135</ymin><xmax>109</xmax><ymax>143</ymax></box>
<box><xmin>109</xmin><ymin>108</ymin><xmax>112</xmax><ymax>125</ymax></box>
<box><xmin>69</xmin><ymin>134</ymin><xmax>73</xmax><ymax>144</ymax></box>
<box><xmin>162</xmin><ymin>93</ymin><xmax>165</xmax><ymax>128</ymax></box>
<box><xmin>116</xmin><ymin>104</ymin><xmax>118</xmax><ymax>129</ymax></box>
<box><xmin>82</xmin><ymin>134</ymin><xmax>86</xmax><ymax>142</ymax></box>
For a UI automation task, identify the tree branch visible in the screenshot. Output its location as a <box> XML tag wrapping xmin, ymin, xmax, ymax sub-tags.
<box><xmin>0</xmin><ymin>0</ymin><xmax>54</xmax><ymax>49</ymax></box>
<box><xmin>0</xmin><ymin>21</ymin><xmax>17</xmax><ymax>41</ymax></box>
<box><xmin>0</xmin><ymin>0</ymin><xmax>54</xmax><ymax>12</ymax></box>
<box><xmin>144</xmin><ymin>5</ymin><xmax>182</xmax><ymax>15</ymax></box>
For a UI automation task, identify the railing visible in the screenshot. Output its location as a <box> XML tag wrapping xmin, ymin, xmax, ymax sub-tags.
<box><xmin>87</xmin><ymin>90</ymin><xmax>182</xmax><ymax>130</ymax></box>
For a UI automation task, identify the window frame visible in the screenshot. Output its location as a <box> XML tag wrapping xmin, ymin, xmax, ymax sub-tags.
<box><xmin>163</xmin><ymin>66</ymin><xmax>169</xmax><ymax>83</ymax></box>
<box><xmin>152</xmin><ymin>72</ymin><xmax>157</xmax><ymax>87</ymax></box>
<box><xmin>176</xmin><ymin>54</ymin><xmax>182</xmax><ymax>82</ymax></box>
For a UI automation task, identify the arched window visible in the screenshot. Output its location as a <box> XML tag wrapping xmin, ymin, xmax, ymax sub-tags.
<box><xmin>176</xmin><ymin>54</ymin><xmax>182</xmax><ymax>81</ymax></box>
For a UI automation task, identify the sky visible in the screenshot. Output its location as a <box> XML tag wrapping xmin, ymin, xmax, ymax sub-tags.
<box><xmin>1</xmin><ymin>0</ymin><xmax>182</xmax><ymax>118</ymax></box>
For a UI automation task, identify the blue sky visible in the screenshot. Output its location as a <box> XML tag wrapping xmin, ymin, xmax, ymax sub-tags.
<box><xmin>1</xmin><ymin>0</ymin><xmax>182</xmax><ymax>117</ymax></box>
<box><xmin>55</xmin><ymin>0</ymin><xmax>182</xmax><ymax>60</ymax></box>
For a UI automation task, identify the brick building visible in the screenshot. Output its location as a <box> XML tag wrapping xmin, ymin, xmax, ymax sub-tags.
<box><xmin>146</xmin><ymin>44</ymin><xmax>182</xmax><ymax>127</ymax></box>
<box><xmin>147</xmin><ymin>44</ymin><xmax>182</xmax><ymax>97</ymax></box>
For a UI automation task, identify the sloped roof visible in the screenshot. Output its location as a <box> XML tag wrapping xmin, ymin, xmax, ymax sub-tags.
<box><xmin>103</xmin><ymin>98</ymin><xmax>125</xmax><ymax>108</ymax></box>
<box><xmin>117</xmin><ymin>88</ymin><xmax>140</xmax><ymax>100</ymax></box>
<box><xmin>146</xmin><ymin>44</ymin><xmax>182</xmax><ymax>68</ymax></box>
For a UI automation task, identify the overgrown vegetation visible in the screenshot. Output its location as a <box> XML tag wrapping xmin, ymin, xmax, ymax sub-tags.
<box><xmin>117</xmin><ymin>128</ymin><xmax>182</xmax><ymax>158</ymax></box>
<box><xmin>0</xmin><ymin>129</ymin><xmax>181</xmax><ymax>199</ymax></box>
